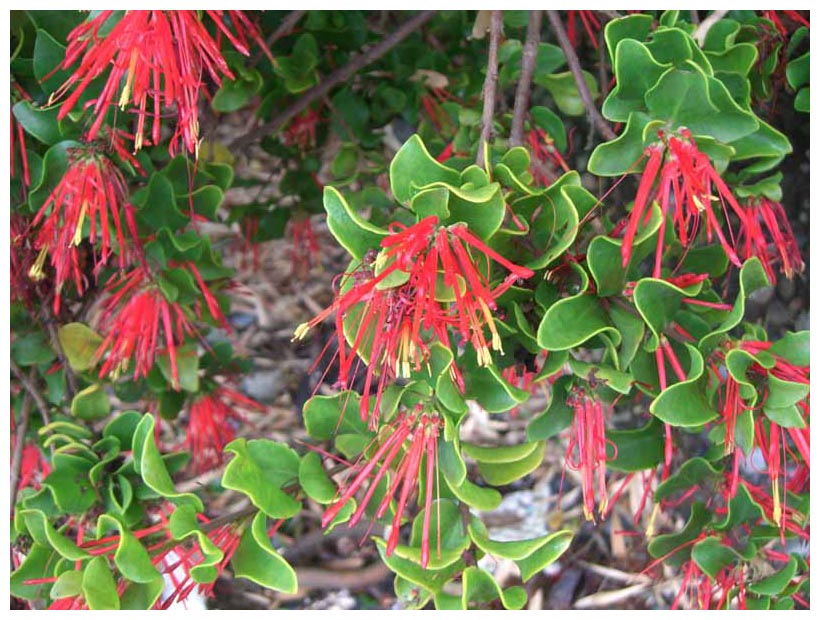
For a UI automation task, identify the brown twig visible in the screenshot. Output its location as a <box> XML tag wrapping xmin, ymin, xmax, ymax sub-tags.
<box><xmin>296</xmin><ymin>561</ymin><xmax>391</xmax><ymax>591</ymax></box>
<box><xmin>11</xmin><ymin>395</ymin><xmax>32</xmax><ymax>510</ymax></box>
<box><xmin>546</xmin><ymin>10</ymin><xmax>617</xmax><ymax>142</ymax></box>
<box><xmin>250</xmin><ymin>10</ymin><xmax>307</xmax><ymax>68</ymax></box>
<box><xmin>10</xmin><ymin>360</ymin><xmax>51</xmax><ymax>426</ymax></box>
<box><xmin>510</xmin><ymin>10</ymin><xmax>543</xmax><ymax>147</ymax></box>
<box><xmin>477</xmin><ymin>10</ymin><xmax>503</xmax><ymax>167</ymax></box>
<box><xmin>229</xmin><ymin>11</ymin><xmax>436</xmax><ymax>152</ymax></box>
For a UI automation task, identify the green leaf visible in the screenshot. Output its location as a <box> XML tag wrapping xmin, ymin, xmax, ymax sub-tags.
<box><xmin>526</xmin><ymin>375</ymin><xmax>574</xmax><ymax>441</ymax></box>
<box><xmin>604</xmin><ymin>14</ymin><xmax>654</xmax><ymax>62</ymax></box>
<box><xmin>462</xmin><ymin>352</ymin><xmax>530</xmax><ymax>413</ymax></box>
<box><xmin>298</xmin><ymin>451</ymin><xmax>337</xmax><ymax>503</ymax></box>
<box><xmin>648</xmin><ymin>502</ymin><xmax>711</xmax><ymax>566</ymax></box>
<box><xmin>457</xmin><ymin>567</ymin><xmax>526</xmax><ymax>609</ymax></box>
<box><xmin>537</xmin><ymin>294</ymin><xmax>620</xmax><ymax>351</ymax></box>
<box><xmin>131</xmin><ymin>414</ymin><xmax>203</xmax><ymax>510</ymax></box>
<box><xmin>103</xmin><ymin>411</ymin><xmax>143</xmax><ymax>451</ymax></box>
<box><xmin>303</xmin><ymin>391</ymin><xmax>371</xmax><ymax>442</ymax></box>
<box><xmin>602</xmin><ymin>40</ymin><xmax>669</xmax><ymax>121</ymax></box>
<box><xmin>58</xmin><ymin>322</ymin><xmax>104</xmax><ymax>371</ymax></box>
<box><xmin>692</xmin><ymin>537</ymin><xmax>740</xmax><ymax>578</ymax></box>
<box><xmin>651</xmin><ymin>345</ymin><xmax>717</xmax><ymax>427</ymax></box>
<box><xmin>95</xmin><ymin>514</ymin><xmax>160</xmax><ymax>584</ymax></box>
<box><xmin>607</xmin><ymin>418</ymin><xmax>665</xmax><ymax>472</ymax></box>
<box><xmin>11</xmin><ymin>332</ymin><xmax>56</xmax><ymax>366</ymax></box>
<box><xmin>588</xmin><ymin>112</ymin><xmax>663</xmax><ymax>176</ymax></box>
<box><xmin>654</xmin><ymin>457</ymin><xmax>722</xmax><ymax>502</ymax></box>
<box><xmin>232</xmin><ymin>512</ymin><xmax>298</xmax><ymax>594</ymax></box>
<box><xmin>184</xmin><ymin>185</ymin><xmax>224</xmax><ymax>221</ymax></box>
<box><xmin>331</xmin><ymin>144</ymin><xmax>359</xmax><ymax>179</ymax></box>
<box><xmin>698</xmin><ymin>258</ymin><xmax>770</xmax><ymax>350</ymax></box>
<box><xmin>222</xmin><ymin>439</ymin><xmax>301</xmax><ymax>518</ymax></box>
<box><xmin>446</xmin><ymin>476</ymin><xmax>502</xmax><ymax>511</ymax></box>
<box><xmin>13</xmin><ymin>100</ymin><xmax>63</xmax><ymax>145</ymax></box>
<box><xmin>324</xmin><ymin>186</ymin><xmax>387</xmax><ymax>260</ymax></box>
<box><xmin>133</xmin><ymin>172</ymin><xmax>189</xmax><ymax>231</ymax></box>
<box><xmin>462</xmin><ymin>441</ymin><xmax>540</xmax><ymax>464</ymax></box>
<box><xmin>536</xmin><ymin>70</ymin><xmax>599</xmax><ymax>117</ymax></box>
<box><xmin>33</xmin><ymin>28</ymin><xmax>71</xmax><ymax>93</ymax></box>
<box><xmin>714</xmin><ymin>481</ymin><xmax>764</xmax><ymax>531</ymax></box>
<box><xmin>748</xmin><ymin>556</ymin><xmax>798</xmax><ymax>596</ymax></box>
<box><xmin>155</xmin><ymin>344</ymin><xmax>199</xmax><ymax>393</ymax></box>
<box><xmin>786</xmin><ymin>52</ymin><xmax>809</xmax><ymax>90</ymax></box>
<box><xmin>476</xmin><ymin>442</ymin><xmax>545</xmax><ymax>486</ymax></box>
<box><xmin>632</xmin><ymin>277</ymin><xmax>694</xmax><ymax>348</ymax></box>
<box><xmin>469</xmin><ymin>519</ymin><xmax>572</xmax><ymax>581</ymax></box>
<box><xmin>50</xmin><ymin>570</ymin><xmax>84</xmax><ymax>599</ymax></box>
<box><xmin>43</xmin><ymin>462</ymin><xmax>96</xmax><ymax>514</ymax></box>
<box><xmin>526</xmin><ymin>172</ymin><xmax>583</xmax><ymax>269</ymax></box>
<box><xmin>119</xmin><ymin>577</ymin><xmax>165</xmax><ymax>610</ymax></box>
<box><xmin>440</xmin><ymin>181</ymin><xmax>505</xmax><ymax>240</ymax></box>
<box><xmin>10</xmin><ymin>543</ymin><xmax>55</xmax><ymax>600</ymax></box>
<box><xmin>768</xmin><ymin>331</ymin><xmax>809</xmax><ymax>367</ymax></box>
<box><xmin>646</xmin><ymin>65</ymin><xmax>758</xmax><ymax>142</ymax></box>
<box><xmin>20</xmin><ymin>509</ymin><xmax>89</xmax><ymax>560</ymax></box>
<box><xmin>212</xmin><ymin>70</ymin><xmax>263</xmax><ymax>112</ymax></box>
<box><xmin>70</xmin><ymin>384</ymin><xmax>110</xmax><ymax>421</ymax></box>
<box><xmin>167</xmin><ymin>504</ymin><xmax>223</xmax><ymax>584</ymax></box>
<box><xmin>82</xmin><ymin>556</ymin><xmax>120</xmax><ymax>610</ymax></box>
<box><xmin>410</xmin><ymin>186</ymin><xmax>451</xmax><ymax>220</ymax></box>
<box><xmin>390</xmin><ymin>134</ymin><xmax>461</xmax><ymax>205</ymax></box>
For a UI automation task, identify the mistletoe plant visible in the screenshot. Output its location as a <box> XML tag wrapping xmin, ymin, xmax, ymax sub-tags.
<box><xmin>10</xmin><ymin>9</ymin><xmax>809</xmax><ymax>611</ymax></box>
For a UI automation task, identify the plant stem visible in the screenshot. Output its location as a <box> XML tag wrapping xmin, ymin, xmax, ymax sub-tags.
<box><xmin>10</xmin><ymin>360</ymin><xmax>51</xmax><ymax>426</ymax></box>
<box><xmin>545</xmin><ymin>10</ymin><xmax>617</xmax><ymax>142</ymax></box>
<box><xmin>10</xmin><ymin>374</ymin><xmax>35</xmax><ymax>509</ymax></box>
<box><xmin>230</xmin><ymin>11</ymin><xmax>435</xmax><ymax>151</ymax></box>
<box><xmin>510</xmin><ymin>10</ymin><xmax>542</xmax><ymax>147</ymax></box>
<box><xmin>477</xmin><ymin>10</ymin><xmax>503</xmax><ymax>167</ymax></box>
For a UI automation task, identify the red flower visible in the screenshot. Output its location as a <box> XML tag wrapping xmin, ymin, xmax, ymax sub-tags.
<box><xmin>185</xmin><ymin>385</ymin><xmax>264</xmax><ymax>473</ymax></box>
<box><xmin>294</xmin><ymin>216</ymin><xmax>533</xmax><ymax>426</ymax></box>
<box><xmin>289</xmin><ymin>216</ymin><xmax>320</xmax><ymax>275</ymax></box>
<box><xmin>567</xmin><ymin>10</ymin><xmax>601</xmax><ymax>49</ymax></box>
<box><xmin>94</xmin><ymin>262</ymin><xmax>227</xmax><ymax>389</ymax></box>
<box><xmin>563</xmin><ymin>387</ymin><xmax>614</xmax><ymax>522</ymax></box>
<box><xmin>52</xmin><ymin>11</ymin><xmax>268</xmax><ymax>156</ymax></box>
<box><xmin>526</xmin><ymin>127</ymin><xmax>570</xmax><ymax>187</ymax></box>
<box><xmin>29</xmin><ymin>137</ymin><xmax>138</xmax><ymax>312</ymax></box>
<box><xmin>322</xmin><ymin>408</ymin><xmax>443</xmax><ymax>568</ymax></box>
<box><xmin>620</xmin><ymin>130</ymin><xmax>746</xmax><ymax>275</ymax></box>
<box><xmin>762</xmin><ymin>10</ymin><xmax>810</xmax><ymax>36</ymax></box>
<box><xmin>738</xmin><ymin>197</ymin><xmax>804</xmax><ymax>282</ymax></box>
<box><xmin>282</xmin><ymin>108</ymin><xmax>321</xmax><ymax>150</ymax></box>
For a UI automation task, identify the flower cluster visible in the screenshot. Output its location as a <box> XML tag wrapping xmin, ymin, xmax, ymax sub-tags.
<box><xmin>738</xmin><ymin>196</ymin><xmax>804</xmax><ymax>282</ymax></box>
<box><xmin>294</xmin><ymin>215</ymin><xmax>533</xmax><ymax>426</ymax></box>
<box><xmin>185</xmin><ymin>384</ymin><xmax>265</xmax><ymax>473</ymax></box>
<box><xmin>322</xmin><ymin>407</ymin><xmax>443</xmax><ymax>568</ymax></box>
<box><xmin>29</xmin><ymin>134</ymin><xmax>140</xmax><ymax>312</ymax></box>
<box><xmin>52</xmin><ymin>11</ymin><xmax>268</xmax><ymax>156</ymax></box>
<box><xmin>621</xmin><ymin>129</ymin><xmax>747</xmax><ymax>276</ymax></box>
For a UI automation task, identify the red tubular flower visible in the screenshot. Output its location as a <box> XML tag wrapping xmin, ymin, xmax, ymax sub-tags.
<box><xmin>29</xmin><ymin>139</ymin><xmax>138</xmax><ymax>312</ymax></box>
<box><xmin>567</xmin><ymin>10</ymin><xmax>601</xmax><ymax>49</ymax></box>
<box><xmin>282</xmin><ymin>108</ymin><xmax>321</xmax><ymax>150</ymax></box>
<box><xmin>563</xmin><ymin>388</ymin><xmax>614</xmax><ymax>522</ymax></box>
<box><xmin>289</xmin><ymin>216</ymin><xmax>320</xmax><ymax>275</ymax></box>
<box><xmin>52</xmin><ymin>11</ymin><xmax>268</xmax><ymax>156</ymax></box>
<box><xmin>762</xmin><ymin>10</ymin><xmax>810</xmax><ymax>36</ymax></box>
<box><xmin>185</xmin><ymin>385</ymin><xmax>264</xmax><ymax>473</ymax></box>
<box><xmin>322</xmin><ymin>409</ymin><xmax>443</xmax><ymax>569</ymax></box>
<box><xmin>294</xmin><ymin>216</ymin><xmax>533</xmax><ymax>426</ymax></box>
<box><xmin>620</xmin><ymin>130</ymin><xmax>746</xmax><ymax>271</ymax></box>
<box><xmin>526</xmin><ymin>127</ymin><xmax>571</xmax><ymax>187</ymax></box>
<box><xmin>738</xmin><ymin>197</ymin><xmax>804</xmax><ymax>282</ymax></box>
<box><xmin>94</xmin><ymin>266</ymin><xmax>196</xmax><ymax>389</ymax></box>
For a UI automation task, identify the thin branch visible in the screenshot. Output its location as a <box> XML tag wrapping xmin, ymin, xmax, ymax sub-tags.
<box><xmin>692</xmin><ymin>10</ymin><xmax>728</xmax><ymax>46</ymax></box>
<box><xmin>229</xmin><ymin>11</ymin><xmax>436</xmax><ymax>152</ymax></box>
<box><xmin>477</xmin><ymin>10</ymin><xmax>503</xmax><ymax>167</ymax></box>
<box><xmin>10</xmin><ymin>360</ymin><xmax>51</xmax><ymax>426</ymax></box>
<box><xmin>10</xmin><ymin>371</ymin><xmax>36</xmax><ymax>509</ymax></box>
<box><xmin>510</xmin><ymin>10</ymin><xmax>542</xmax><ymax>147</ymax></box>
<box><xmin>250</xmin><ymin>10</ymin><xmax>307</xmax><ymax>68</ymax></box>
<box><xmin>546</xmin><ymin>10</ymin><xmax>617</xmax><ymax>142</ymax></box>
